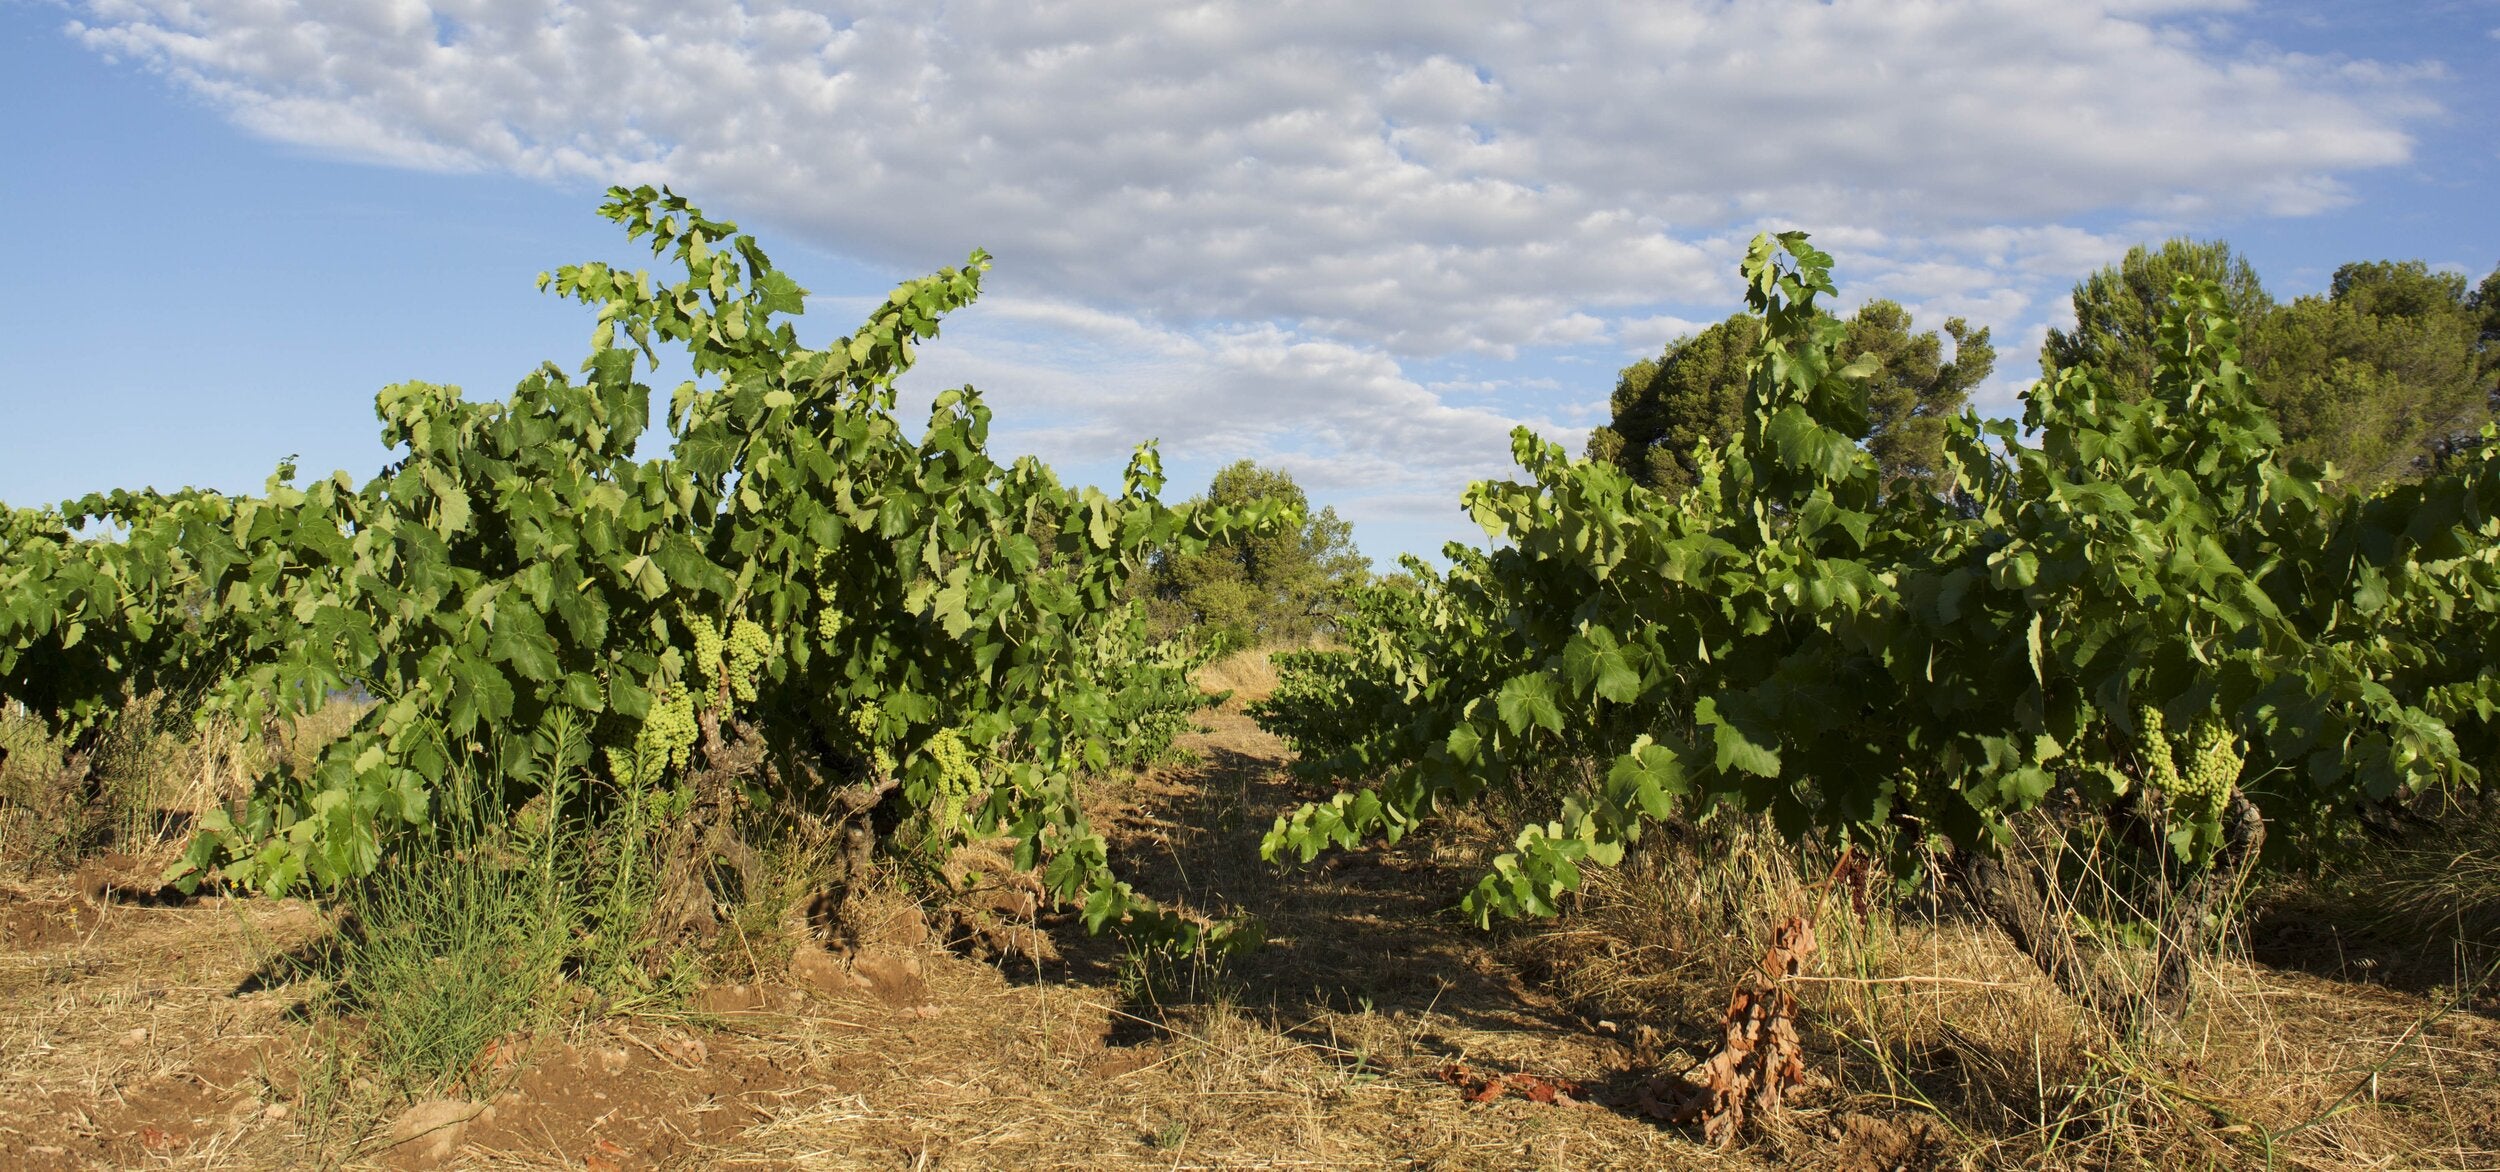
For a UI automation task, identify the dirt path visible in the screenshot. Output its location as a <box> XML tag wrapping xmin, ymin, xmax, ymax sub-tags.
<box><xmin>0</xmin><ymin>875</ymin><xmax>327</xmax><ymax>1168</ymax></box>
<box><xmin>0</xmin><ymin>710</ymin><xmax>1734</xmax><ymax>1170</ymax></box>
<box><xmin>2</xmin><ymin>705</ymin><xmax>2491</xmax><ymax>1169</ymax></box>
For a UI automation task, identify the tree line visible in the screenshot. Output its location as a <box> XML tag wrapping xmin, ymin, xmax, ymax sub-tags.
<box><xmin>1593</xmin><ymin>240</ymin><xmax>2500</xmax><ymax>497</ymax></box>
<box><xmin>1134</xmin><ymin>239</ymin><xmax>2499</xmax><ymax>657</ymax></box>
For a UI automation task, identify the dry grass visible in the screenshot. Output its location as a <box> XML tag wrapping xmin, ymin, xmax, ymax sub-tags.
<box><xmin>1</xmin><ymin>695</ymin><xmax>364</xmax><ymax>872</ymax></box>
<box><xmin>2358</xmin><ymin>801</ymin><xmax>2500</xmax><ymax>953</ymax></box>
<box><xmin>725</xmin><ymin>944</ymin><xmax>1695</xmax><ymax>1170</ymax></box>
<box><xmin>0</xmin><ymin>874</ymin><xmax>330</xmax><ymax>1168</ymax></box>
<box><xmin>1194</xmin><ymin>646</ymin><xmax>1285</xmax><ymax>707</ymax></box>
<box><xmin>1503</xmin><ymin>814</ymin><xmax>2500</xmax><ymax>1169</ymax></box>
<box><xmin>0</xmin><ymin>696</ymin><xmax>2494</xmax><ymax>1168</ymax></box>
<box><xmin>1066</xmin><ymin>709</ymin><xmax>2500</xmax><ymax>1169</ymax></box>
<box><xmin>1194</xmin><ymin>639</ymin><xmax>1345</xmax><ymax>709</ymax></box>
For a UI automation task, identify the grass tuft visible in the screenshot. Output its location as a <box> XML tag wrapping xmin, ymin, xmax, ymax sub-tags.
<box><xmin>329</xmin><ymin>825</ymin><xmax>575</xmax><ymax>1098</ymax></box>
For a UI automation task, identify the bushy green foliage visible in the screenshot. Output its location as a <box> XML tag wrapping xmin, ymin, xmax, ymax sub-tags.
<box><xmin>1260</xmin><ymin>231</ymin><xmax>2498</xmax><ymax>927</ymax></box>
<box><xmin>0</xmin><ymin>188</ymin><xmax>1281</xmax><ymax>943</ymax></box>
<box><xmin>1588</xmin><ymin>299</ymin><xmax>1991</xmax><ymax>496</ymax></box>
<box><xmin>2251</xmin><ymin>260</ymin><xmax>2496</xmax><ymax>484</ymax></box>
<box><xmin>1247</xmin><ymin>585</ymin><xmax>1423</xmax><ymax>765</ymax></box>
<box><xmin>1143</xmin><ymin>460</ymin><xmax>1368</xmax><ymax>650</ymax></box>
<box><xmin>2480</xmin><ymin>267</ymin><xmax>2500</xmax><ymax>348</ymax></box>
<box><xmin>2042</xmin><ymin>238</ymin><xmax>2274</xmax><ymax>406</ymax></box>
<box><xmin>2050</xmin><ymin>241</ymin><xmax>2499</xmax><ymax>489</ymax></box>
<box><xmin>1586</xmin><ymin>314</ymin><xmax>1758</xmax><ymax>494</ymax></box>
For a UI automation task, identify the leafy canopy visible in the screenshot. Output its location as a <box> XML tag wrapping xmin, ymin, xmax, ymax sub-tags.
<box><xmin>1589</xmin><ymin>300</ymin><xmax>1992</xmax><ymax>496</ymax></box>
<box><xmin>0</xmin><ymin>187</ymin><xmax>1283</xmax><ymax>946</ymax></box>
<box><xmin>2049</xmin><ymin>240</ymin><xmax>2499</xmax><ymax>490</ymax></box>
<box><xmin>1143</xmin><ymin>460</ymin><xmax>1370</xmax><ymax>650</ymax></box>
<box><xmin>1260</xmin><ymin>231</ymin><xmax>2498</xmax><ymax>925</ymax></box>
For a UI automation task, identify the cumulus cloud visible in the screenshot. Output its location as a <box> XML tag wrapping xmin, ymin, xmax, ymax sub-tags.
<box><xmin>1615</xmin><ymin>314</ymin><xmax>1719</xmax><ymax>356</ymax></box>
<box><xmin>896</xmin><ymin>296</ymin><xmax>1549</xmax><ymax>548</ymax></box>
<box><xmin>58</xmin><ymin>0</ymin><xmax>2437</xmax><ymax>551</ymax></box>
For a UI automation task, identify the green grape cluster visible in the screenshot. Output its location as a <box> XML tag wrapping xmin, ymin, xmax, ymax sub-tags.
<box><xmin>925</xmin><ymin>727</ymin><xmax>980</xmax><ymax>790</ymax></box>
<box><xmin>2138</xmin><ymin>707</ymin><xmax>2240</xmax><ymax>811</ymax></box>
<box><xmin>725</xmin><ymin>619</ymin><xmax>770</xmax><ymax>703</ymax></box>
<box><xmin>2175</xmin><ymin>718</ymin><xmax>2242</xmax><ymax>809</ymax></box>
<box><xmin>814</xmin><ymin>587</ymin><xmax>846</xmax><ymax>647</ymax></box>
<box><xmin>686</xmin><ymin>614</ymin><xmax>770</xmax><ymax>704</ymax></box>
<box><xmin>920</xmin><ymin>727</ymin><xmax>987</xmax><ymax>837</ymax></box>
<box><xmin>849</xmin><ymin>700</ymin><xmax>896</xmax><ymax>777</ymax></box>
<box><xmin>606</xmin><ymin>679</ymin><xmax>697</xmax><ymax>786</ymax></box>
<box><xmin>2138</xmin><ymin>706</ymin><xmax>2181</xmax><ymax>792</ymax></box>
<box><xmin>691</xmin><ymin>617</ymin><xmax>724</xmax><ymax>694</ymax></box>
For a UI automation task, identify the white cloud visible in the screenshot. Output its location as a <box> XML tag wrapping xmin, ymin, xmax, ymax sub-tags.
<box><xmin>1615</xmin><ymin>314</ymin><xmax>1719</xmax><ymax>355</ymax></box>
<box><xmin>899</xmin><ymin>297</ymin><xmax>1540</xmax><ymax>521</ymax></box>
<box><xmin>58</xmin><ymin>0</ymin><xmax>2438</xmax><ymax>554</ymax></box>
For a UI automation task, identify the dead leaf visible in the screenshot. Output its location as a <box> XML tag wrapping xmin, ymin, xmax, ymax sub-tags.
<box><xmin>1436</xmin><ymin>1062</ymin><xmax>1582</xmax><ymax>1106</ymax></box>
<box><xmin>1656</xmin><ymin>914</ymin><xmax>1820</xmax><ymax>1143</ymax></box>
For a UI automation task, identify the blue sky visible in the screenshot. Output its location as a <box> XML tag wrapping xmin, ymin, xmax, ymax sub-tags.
<box><xmin>4</xmin><ymin>0</ymin><xmax>2494</xmax><ymax>563</ymax></box>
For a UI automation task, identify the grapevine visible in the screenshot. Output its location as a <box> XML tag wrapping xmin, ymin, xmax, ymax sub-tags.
<box><xmin>1254</xmin><ymin>229</ymin><xmax>2495</xmax><ymax>963</ymax></box>
<box><xmin>0</xmin><ymin>187</ymin><xmax>1288</xmax><ymax>949</ymax></box>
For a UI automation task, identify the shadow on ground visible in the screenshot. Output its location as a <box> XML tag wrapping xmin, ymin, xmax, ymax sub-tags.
<box><xmin>1036</xmin><ymin>705</ymin><xmax>1657</xmax><ymax>1067</ymax></box>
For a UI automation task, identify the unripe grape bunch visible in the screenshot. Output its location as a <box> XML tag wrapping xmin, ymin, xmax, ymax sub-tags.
<box><xmin>919</xmin><ymin>727</ymin><xmax>987</xmax><ymax>838</ymax></box>
<box><xmin>814</xmin><ymin>587</ymin><xmax>846</xmax><ymax>646</ymax></box>
<box><xmin>850</xmin><ymin>701</ymin><xmax>897</xmax><ymax>778</ymax></box>
<box><xmin>688</xmin><ymin>614</ymin><xmax>774</xmax><ymax>705</ymax></box>
<box><xmin>2138</xmin><ymin>707</ymin><xmax>2242</xmax><ymax>814</ymax></box>
<box><xmin>692</xmin><ymin>619</ymin><xmax>723</xmax><ymax>692</ymax></box>
<box><xmin>724</xmin><ymin>619</ymin><xmax>770</xmax><ymax>703</ymax></box>
<box><xmin>608</xmin><ymin>680</ymin><xmax>698</xmax><ymax>786</ymax></box>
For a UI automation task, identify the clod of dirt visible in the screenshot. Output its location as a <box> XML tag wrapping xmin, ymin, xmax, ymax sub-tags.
<box><xmin>73</xmin><ymin>853</ymin><xmax>188</xmax><ymax>906</ymax></box>
<box><xmin>1818</xmin><ymin>1112</ymin><xmax>1939</xmax><ymax>1171</ymax></box>
<box><xmin>790</xmin><ymin>945</ymin><xmax>849</xmax><ymax>993</ymax></box>
<box><xmin>448</xmin><ymin>1032</ymin><xmax>800</xmax><ymax>1164</ymax></box>
<box><xmin>788</xmin><ymin>942</ymin><xmax>934</xmax><ymax>1010</ymax></box>
<box><xmin>0</xmin><ymin>890</ymin><xmax>100</xmax><ymax>947</ymax></box>
<box><xmin>939</xmin><ymin>844</ymin><xmax>1060</xmax><ymax>963</ymax></box>
<box><xmin>852</xmin><ymin>947</ymin><xmax>929</xmax><ymax>1008</ymax></box>
<box><xmin>379</xmin><ymin>1099</ymin><xmax>490</xmax><ymax>1169</ymax></box>
<box><xmin>658</xmin><ymin>1032</ymin><xmax>709</xmax><ymax>1067</ymax></box>
<box><xmin>859</xmin><ymin>902</ymin><xmax>932</xmax><ymax>948</ymax></box>
<box><xmin>694</xmin><ymin>982</ymin><xmax>773</xmax><ymax>1016</ymax></box>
